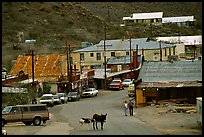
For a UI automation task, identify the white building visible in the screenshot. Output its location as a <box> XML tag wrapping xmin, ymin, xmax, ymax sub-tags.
<box><xmin>122</xmin><ymin>12</ymin><xmax>163</xmax><ymax>25</ymax></box>
<box><xmin>162</xmin><ymin>16</ymin><xmax>195</xmax><ymax>27</ymax></box>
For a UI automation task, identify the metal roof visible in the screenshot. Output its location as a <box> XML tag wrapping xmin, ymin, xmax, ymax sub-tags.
<box><xmin>132</xmin><ymin>12</ymin><xmax>163</xmax><ymax>20</ymax></box>
<box><xmin>123</xmin><ymin>16</ymin><xmax>132</xmax><ymax>20</ymax></box>
<box><xmin>9</xmin><ymin>54</ymin><xmax>66</xmax><ymax>82</ymax></box>
<box><xmin>138</xmin><ymin>60</ymin><xmax>202</xmax><ymax>82</ymax></box>
<box><xmin>73</xmin><ymin>38</ymin><xmax>175</xmax><ymax>53</ymax></box>
<box><xmin>162</xmin><ymin>16</ymin><xmax>195</xmax><ymax>23</ymax></box>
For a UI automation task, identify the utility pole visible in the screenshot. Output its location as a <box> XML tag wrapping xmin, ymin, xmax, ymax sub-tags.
<box><xmin>129</xmin><ymin>30</ymin><xmax>132</xmax><ymax>80</ymax></box>
<box><xmin>104</xmin><ymin>23</ymin><xmax>107</xmax><ymax>90</ymax></box>
<box><xmin>31</xmin><ymin>50</ymin><xmax>34</xmax><ymax>85</ymax></box>
<box><xmin>69</xmin><ymin>44</ymin><xmax>73</xmax><ymax>92</ymax></box>
<box><xmin>65</xmin><ymin>40</ymin><xmax>71</xmax><ymax>93</ymax></box>
<box><xmin>107</xmin><ymin>4</ymin><xmax>110</xmax><ymax>23</ymax></box>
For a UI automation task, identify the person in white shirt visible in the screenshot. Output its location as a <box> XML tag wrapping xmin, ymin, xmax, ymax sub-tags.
<box><xmin>124</xmin><ymin>100</ymin><xmax>128</xmax><ymax>116</ymax></box>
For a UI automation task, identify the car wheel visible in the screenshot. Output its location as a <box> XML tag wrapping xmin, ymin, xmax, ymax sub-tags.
<box><xmin>33</xmin><ymin>117</ymin><xmax>41</xmax><ymax>126</ymax></box>
<box><xmin>2</xmin><ymin>119</ymin><xmax>6</xmax><ymax>127</ymax></box>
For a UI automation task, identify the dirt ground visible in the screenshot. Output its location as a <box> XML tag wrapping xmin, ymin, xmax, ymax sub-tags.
<box><xmin>133</xmin><ymin>102</ymin><xmax>202</xmax><ymax>135</ymax></box>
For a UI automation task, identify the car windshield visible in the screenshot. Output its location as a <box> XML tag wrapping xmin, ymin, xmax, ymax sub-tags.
<box><xmin>124</xmin><ymin>79</ymin><xmax>131</xmax><ymax>82</ymax></box>
<box><xmin>2</xmin><ymin>106</ymin><xmax>12</xmax><ymax>114</ymax></box>
<box><xmin>41</xmin><ymin>96</ymin><xmax>52</xmax><ymax>100</ymax></box>
<box><xmin>53</xmin><ymin>95</ymin><xmax>58</xmax><ymax>99</ymax></box>
<box><xmin>85</xmin><ymin>89</ymin><xmax>93</xmax><ymax>92</ymax></box>
<box><xmin>112</xmin><ymin>80</ymin><xmax>120</xmax><ymax>83</ymax></box>
<box><xmin>68</xmin><ymin>92</ymin><xmax>77</xmax><ymax>96</ymax></box>
<box><xmin>57</xmin><ymin>93</ymin><xmax>64</xmax><ymax>97</ymax></box>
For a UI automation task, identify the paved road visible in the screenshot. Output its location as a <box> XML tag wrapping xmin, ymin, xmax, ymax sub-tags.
<box><xmin>38</xmin><ymin>89</ymin><xmax>163</xmax><ymax>135</ymax></box>
<box><xmin>3</xmin><ymin>89</ymin><xmax>163</xmax><ymax>135</ymax></box>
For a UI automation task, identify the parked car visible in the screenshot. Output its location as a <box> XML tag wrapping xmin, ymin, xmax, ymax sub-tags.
<box><xmin>53</xmin><ymin>95</ymin><xmax>61</xmax><ymax>105</ymax></box>
<box><xmin>2</xmin><ymin>104</ymin><xmax>50</xmax><ymax>127</ymax></box>
<box><xmin>56</xmin><ymin>93</ymin><xmax>68</xmax><ymax>104</ymax></box>
<box><xmin>39</xmin><ymin>94</ymin><xmax>54</xmax><ymax>107</ymax></box>
<box><xmin>122</xmin><ymin>79</ymin><xmax>133</xmax><ymax>87</ymax></box>
<box><xmin>127</xmin><ymin>84</ymin><xmax>135</xmax><ymax>97</ymax></box>
<box><xmin>82</xmin><ymin>88</ymin><xmax>98</xmax><ymax>97</ymax></box>
<box><xmin>68</xmin><ymin>92</ymin><xmax>80</xmax><ymax>101</ymax></box>
<box><xmin>109</xmin><ymin>79</ymin><xmax>124</xmax><ymax>90</ymax></box>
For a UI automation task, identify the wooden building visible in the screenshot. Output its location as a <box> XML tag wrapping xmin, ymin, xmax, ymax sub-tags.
<box><xmin>135</xmin><ymin>60</ymin><xmax>202</xmax><ymax>107</ymax></box>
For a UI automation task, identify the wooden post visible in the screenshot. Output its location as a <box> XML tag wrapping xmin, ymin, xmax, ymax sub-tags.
<box><xmin>159</xmin><ymin>41</ymin><xmax>162</xmax><ymax>61</ymax></box>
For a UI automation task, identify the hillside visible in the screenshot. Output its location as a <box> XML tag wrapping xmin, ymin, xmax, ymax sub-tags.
<box><xmin>2</xmin><ymin>2</ymin><xmax>202</xmax><ymax>71</ymax></box>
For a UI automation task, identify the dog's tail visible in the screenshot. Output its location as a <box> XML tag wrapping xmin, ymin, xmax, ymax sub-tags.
<box><xmin>91</xmin><ymin>118</ymin><xmax>96</xmax><ymax>123</ymax></box>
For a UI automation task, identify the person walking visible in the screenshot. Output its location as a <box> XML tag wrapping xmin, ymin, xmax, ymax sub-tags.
<box><xmin>128</xmin><ymin>99</ymin><xmax>134</xmax><ymax>116</ymax></box>
<box><xmin>124</xmin><ymin>100</ymin><xmax>128</xmax><ymax>116</ymax></box>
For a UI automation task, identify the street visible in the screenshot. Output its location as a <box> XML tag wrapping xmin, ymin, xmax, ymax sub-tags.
<box><xmin>3</xmin><ymin>89</ymin><xmax>163</xmax><ymax>135</ymax></box>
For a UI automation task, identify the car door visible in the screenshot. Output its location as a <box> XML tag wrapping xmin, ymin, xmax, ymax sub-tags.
<box><xmin>6</xmin><ymin>106</ymin><xmax>22</xmax><ymax>122</ymax></box>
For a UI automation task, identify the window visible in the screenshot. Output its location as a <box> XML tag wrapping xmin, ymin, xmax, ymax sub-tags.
<box><xmin>126</xmin><ymin>52</ymin><xmax>129</xmax><ymax>56</ymax></box>
<box><xmin>96</xmin><ymin>53</ymin><xmax>101</xmax><ymax>60</ymax></box>
<box><xmin>90</xmin><ymin>53</ymin><xmax>94</xmax><ymax>57</ymax></box>
<box><xmin>169</xmin><ymin>48</ymin><xmax>171</xmax><ymax>56</ymax></box>
<box><xmin>136</xmin><ymin>20</ymin><xmax>138</xmax><ymax>23</ymax></box>
<box><xmin>22</xmin><ymin>107</ymin><xmax>29</xmax><ymax>112</ymax></box>
<box><xmin>11</xmin><ymin>107</ymin><xmax>20</xmax><ymax>114</ymax></box>
<box><xmin>165</xmin><ymin>49</ymin><xmax>167</xmax><ymax>56</ymax></box>
<box><xmin>80</xmin><ymin>53</ymin><xmax>84</xmax><ymax>61</ymax></box>
<box><xmin>111</xmin><ymin>52</ymin><xmax>115</xmax><ymax>57</ymax></box>
<box><xmin>30</xmin><ymin>106</ymin><xmax>46</xmax><ymax>111</ymax></box>
<box><xmin>173</xmin><ymin>47</ymin><xmax>176</xmax><ymax>55</ymax></box>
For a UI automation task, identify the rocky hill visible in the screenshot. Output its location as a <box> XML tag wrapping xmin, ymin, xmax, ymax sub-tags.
<box><xmin>2</xmin><ymin>2</ymin><xmax>202</xmax><ymax>71</ymax></box>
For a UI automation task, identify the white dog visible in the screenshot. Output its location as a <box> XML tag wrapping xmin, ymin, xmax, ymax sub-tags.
<box><xmin>79</xmin><ymin>117</ymin><xmax>95</xmax><ymax>130</ymax></box>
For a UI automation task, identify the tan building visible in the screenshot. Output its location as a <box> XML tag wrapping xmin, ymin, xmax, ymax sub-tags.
<box><xmin>135</xmin><ymin>60</ymin><xmax>202</xmax><ymax>107</ymax></box>
<box><xmin>156</xmin><ymin>35</ymin><xmax>202</xmax><ymax>60</ymax></box>
<box><xmin>71</xmin><ymin>38</ymin><xmax>176</xmax><ymax>72</ymax></box>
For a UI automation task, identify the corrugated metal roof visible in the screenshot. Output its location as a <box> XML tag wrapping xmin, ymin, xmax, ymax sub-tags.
<box><xmin>73</xmin><ymin>38</ymin><xmax>175</xmax><ymax>53</ymax></box>
<box><xmin>162</xmin><ymin>16</ymin><xmax>194</xmax><ymax>23</ymax></box>
<box><xmin>138</xmin><ymin>60</ymin><xmax>202</xmax><ymax>82</ymax></box>
<box><xmin>132</xmin><ymin>12</ymin><xmax>163</xmax><ymax>20</ymax></box>
<box><xmin>9</xmin><ymin>54</ymin><xmax>66</xmax><ymax>82</ymax></box>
